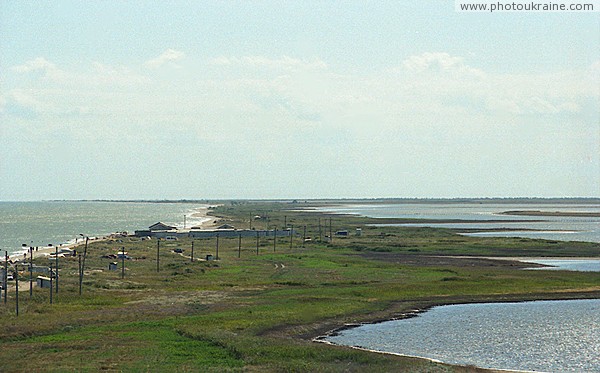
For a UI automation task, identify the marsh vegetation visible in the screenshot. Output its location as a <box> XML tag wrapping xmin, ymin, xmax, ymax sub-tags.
<box><xmin>0</xmin><ymin>201</ymin><xmax>598</xmax><ymax>372</ymax></box>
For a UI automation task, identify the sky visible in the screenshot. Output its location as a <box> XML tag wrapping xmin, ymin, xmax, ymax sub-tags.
<box><xmin>1</xmin><ymin>1</ymin><xmax>599</xmax><ymax>201</ymax></box>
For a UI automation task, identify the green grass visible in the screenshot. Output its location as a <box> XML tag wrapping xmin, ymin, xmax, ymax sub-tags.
<box><xmin>0</xmin><ymin>201</ymin><xmax>598</xmax><ymax>372</ymax></box>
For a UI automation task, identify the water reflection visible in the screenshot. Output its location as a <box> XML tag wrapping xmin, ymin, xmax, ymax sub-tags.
<box><xmin>324</xmin><ymin>299</ymin><xmax>600</xmax><ymax>372</ymax></box>
<box><xmin>523</xmin><ymin>259</ymin><xmax>600</xmax><ymax>272</ymax></box>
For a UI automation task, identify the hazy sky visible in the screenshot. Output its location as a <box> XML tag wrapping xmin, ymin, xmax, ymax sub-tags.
<box><xmin>1</xmin><ymin>1</ymin><xmax>599</xmax><ymax>201</ymax></box>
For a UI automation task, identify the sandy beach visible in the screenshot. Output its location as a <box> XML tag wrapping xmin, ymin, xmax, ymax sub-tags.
<box><xmin>5</xmin><ymin>235</ymin><xmax>110</xmax><ymax>263</ymax></box>
<box><xmin>3</xmin><ymin>204</ymin><xmax>217</xmax><ymax>264</ymax></box>
<box><xmin>188</xmin><ymin>204</ymin><xmax>219</xmax><ymax>229</ymax></box>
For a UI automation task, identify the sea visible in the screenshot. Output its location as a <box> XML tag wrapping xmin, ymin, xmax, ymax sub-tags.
<box><xmin>0</xmin><ymin>201</ymin><xmax>210</xmax><ymax>257</ymax></box>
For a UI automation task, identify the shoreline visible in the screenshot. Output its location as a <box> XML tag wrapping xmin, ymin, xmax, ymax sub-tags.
<box><xmin>3</xmin><ymin>204</ymin><xmax>217</xmax><ymax>263</ymax></box>
<box><xmin>311</xmin><ymin>292</ymin><xmax>600</xmax><ymax>373</ymax></box>
<box><xmin>5</xmin><ymin>235</ymin><xmax>111</xmax><ymax>263</ymax></box>
<box><xmin>500</xmin><ymin>210</ymin><xmax>600</xmax><ymax>217</ymax></box>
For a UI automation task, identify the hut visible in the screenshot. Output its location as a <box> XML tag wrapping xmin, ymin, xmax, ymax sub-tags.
<box><xmin>37</xmin><ymin>276</ymin><xmax>52</xmax><ymax>288</ymax></box>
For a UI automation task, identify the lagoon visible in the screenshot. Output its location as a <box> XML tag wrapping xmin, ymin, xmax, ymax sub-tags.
<box><xmin>324</xmin><ymin>299</ymin><xmax>600</xmax><ymax>373</ymax></box>
<box><xmin>523</xmin><ymin>258</ymin><xmax>600</xmax><ymax>272</ymax></box>
<box><xmin>318</xmin><ymin>202</ymin><xmax>600</xmax><ymax>243</ymax></box>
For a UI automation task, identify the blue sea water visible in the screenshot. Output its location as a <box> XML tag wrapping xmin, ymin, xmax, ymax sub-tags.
<box><xmin>0</xmin><ymin>201</ymin><xmax>209</xmax><ymax>256</ymax></box>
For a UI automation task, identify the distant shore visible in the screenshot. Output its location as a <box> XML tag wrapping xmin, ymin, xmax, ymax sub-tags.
<box><xmin>500</xmin><ymin>210</ymin><xmax>600</xmax><ymax>217</ymax></box>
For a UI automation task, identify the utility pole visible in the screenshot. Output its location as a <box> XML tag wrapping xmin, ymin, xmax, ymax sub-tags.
<box><xmin>121</xmin><ymin>247</ymin><xmax>125</xmax><ymax>279</ymax></box>
<box><xmin>290</xmin><ymin>225</ymin><xmax>293</xmax><ymax>250</ymax></box>
<box><xmin>318</xmin><ymin>218</ymin><xmax>322</xmax><ymax>242</ymax></box>
<box><xmin>82</xmin><ymin>236</ymin><xmax>89</xmax><ymax>275</ymax></box>
<box><xmin>256</xmin><ymin>231</ymin><xmax>259</xmax><ymax>255</ymax></box>
<box><xmin>238</xmin><ymin>234</ymin><xmax>242</xmax><ymax>258</ymax></box>
<box><xmin>29</xmin><ymin>247</ymin><xmax>33</xmax><ymax>299</ymax></box>
<box><xmin>284</xmin><ymin>216</ymin><xmax>287</xmax><ymax>227</ymax></box>
<box><xmin>55</xmin><ymin>245</ymin><xmax>59</xmax><ymax>294</ymax></box>
<box><xmin>49</xmin><ymin>263</ymin><xmax>53</xmax><ymax>304</ymax></box>
<box><xmin>156</xmin><ymin>239</ymin><xmax>160</xmax><ymax>272</ymax></box>
<box><xmin>329</xmin><ymin>218</ymin><xmax>333</xmax><ymax>244</ymax></box>
<box><xmin>216</xmin><ymin>234</ymin><xmax>219</xmax><ymax>260</ymax></box>
<box><xmin>273</xmin><ymin>227</ymin><xmax>277</xmax><ymax>252</ymax></box>
<box><xmin>79</xmin><ymin>235</ymin><xmax>88</xmax><ymax>294</ymax></box>
<box><xmin>4</xmin><ymin>251</ymin><xmax>8</xmax><ymax>304</ymax></box>
<box><xmin>14</xmin><ymin>268</ymin><xmax>19</xmax><ymax>316</ymax></box>
<box><xmin>303</xmin><ymin>226</ymin><xmax>307</xmax><ymax>248</ymax></box>
<box><xmin>191</xmin><ymin>241</ymin><xmax>194</xmax><ymax>262</ymax></box>
<box><xmin>78</xmin><ymin>254</ymin><xmax>82</xmax><ymax>295</ymax></box>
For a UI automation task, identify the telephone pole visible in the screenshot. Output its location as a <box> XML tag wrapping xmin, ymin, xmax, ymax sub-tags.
<box><xmin>191</xmin><ymin>240</ymin><xmax>195</xmax><ymax>262</ymax></box>
<box><xmin>29</xmin><ymin>247</ymin><xmax>33</xmax><ymax>299</ymax></box>
<box><xmin>303</xmin><ymin>226</ymin><xmax>306</xmax><ymax>247</ymax></box>
<box><xmin>121</xmin><ymin>247</ymin><xmax>125</xmax><ymax>279</ymax></box>
<box><xmin>4</xmin><ymin>251</ymin><xmax>8</xmax><ymax>303</ymax></box>
<box><xmin>55</xmin><ymin>245</ymin><xmax>59</xmax><ymax>294</ymax></box>
<box><xmin>156</xmin><ymin>239</ymin><xmax>160</xmax><ymax>272</ymax></box>
<box><xmin>14</xmin><ymin>268</ymin><xmax>19</xmax><ymax>316</ymax></box>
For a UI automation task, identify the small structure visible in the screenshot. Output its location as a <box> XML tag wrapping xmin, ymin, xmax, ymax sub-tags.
<box><xmin>31</xmin><ymin>265</ymin><xmax>51</xmax><ymax>275</ymax></box>
<box><xmin>205</xmin><ymin>254</ymin><xmax>214</xmax><ymax>261</ymax></box>
<box><xmin>37</xmin><ymin>276</ymin><xmax>52</xmax><ymax>289</ymax></box>
<box><xmin>108</xmin><ymin>262</ymin><xmax>118</xmax><ymax>271</ymax></box>
<box><xmin>335</xmin><ymin>230</ymin><xmax>349</xmax><ymax>237</ymax></box>
<box><xmin>356</xmin><ymin>228</ymin><xmax>362</xmax><ymax>236</ymax></box>
<box><xmin>149</xmin><ymin>222</ymin><xmax>177</xmax><ymax>231</ymax></box>
<box><xmin>135</xmin><ymin>222</ymin><xmax>177</xmax><ymax>238</ymax></box>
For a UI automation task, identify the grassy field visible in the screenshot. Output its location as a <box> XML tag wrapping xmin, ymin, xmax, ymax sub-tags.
<box><xmin>0</xmin><ymin>201</ymin><xmax>598</xmax><ymax>372</ymax></box>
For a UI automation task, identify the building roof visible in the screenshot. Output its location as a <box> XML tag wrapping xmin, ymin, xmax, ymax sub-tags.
<box><xmin>148</xmin><ymin>222</ymin><xmax>176</xmax><ymax>231</ymax></box>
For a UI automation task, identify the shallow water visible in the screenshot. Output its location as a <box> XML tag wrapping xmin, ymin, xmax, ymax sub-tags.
<box><xmin>324</xmin><ymin>299</ymin><xmax>600</xmax><ymax>373</ymax></box>
<box><xmin>319</xmin><ymin>203</ymin><xmax>600</xmax><ymax>243</ymax></box>
<box><xmin>523</xmin><ymin>259</ymin><xmax>600</xmax><ymax>272</ymax></box>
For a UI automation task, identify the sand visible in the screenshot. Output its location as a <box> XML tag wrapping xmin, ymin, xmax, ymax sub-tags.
<box><xmin>4</xmin><ymin>205</ymin><xmax>218</xmax><ymax>264</ymax></box>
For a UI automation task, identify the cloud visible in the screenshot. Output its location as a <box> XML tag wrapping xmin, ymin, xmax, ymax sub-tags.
<box><xmin>12</xmin><ymin>57</ymin><xmax>66</xmax><ymax>81</ymax></box>
<box><xmin>401</xmin><ymin>52</ymin><xmax>484</xmax><ymax>78</ymax></box>
<box><xmin>209</xmin><ymin>55</ymin><xmax>327</xmax><ymax>71</ymax></box>
<box><xmin>90</xmin><ymin>62</ymin><xmax>150</xmax><ymax>85</ymax></box>
<box><xmin>145</xmin><ymin>49</ymin><xmax>186</xmax><ymax>69</ymax></box>
<box><xmin>5</xmin><ymin>52</ymin><xmax>596</xmax><ymax>138</ymax></box>
<box><xmin>395</xmin><ymin>52</ymin><xmax>596</xmax><ymax>116</ymax></box>
<box><xmin>402</xmin><ymin>52</ymin><xmax>463</xmax><ymax>72</ymax></box>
